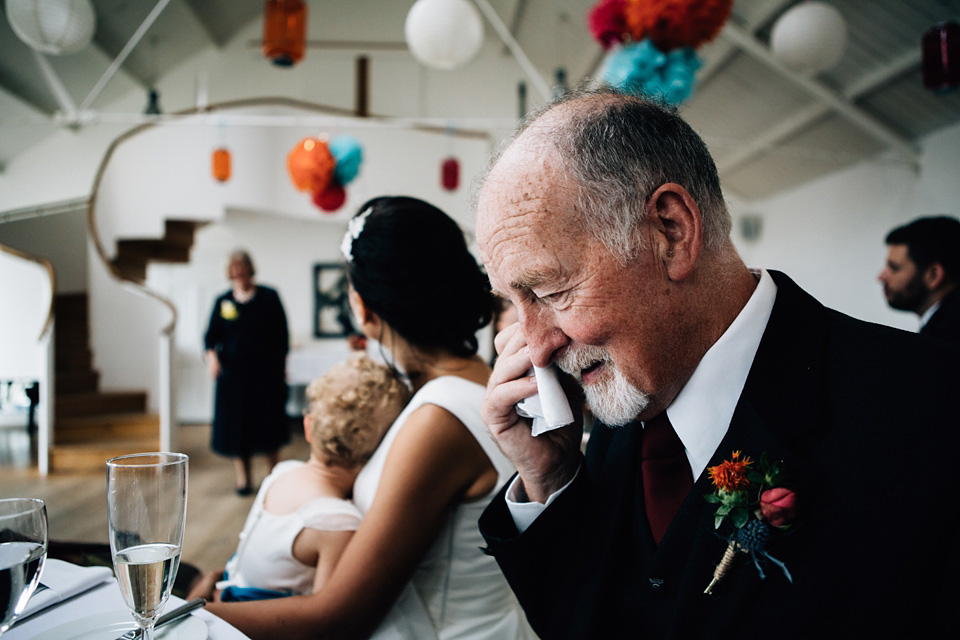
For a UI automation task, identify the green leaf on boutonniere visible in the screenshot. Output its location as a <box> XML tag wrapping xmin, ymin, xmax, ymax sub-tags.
<box><xmin>714</xmin><ymin>514</ymin><xmax>725</xmax><ymax>529</ymax></box>
<box><xmin>731</xmin><ymin>507</ymin><xmax>749</xmax><ymax>529</ymax></box>
<box><xmin>704</xmin><ymin>493</ymin><xmax>722</xmax><ymax>503</ymax></box>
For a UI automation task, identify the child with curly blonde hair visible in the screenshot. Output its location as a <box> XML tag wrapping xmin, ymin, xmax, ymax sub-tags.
<box><xmin>189</xmin><ymin>352</ymin><xmax>410</xmax><ymax>601</ymax></box>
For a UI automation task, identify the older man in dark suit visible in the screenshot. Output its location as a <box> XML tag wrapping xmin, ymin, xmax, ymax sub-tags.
<box><xmin>475</xmin><ymin>87</ymin><xmax>960</xmax><ymax>639</ymax></box>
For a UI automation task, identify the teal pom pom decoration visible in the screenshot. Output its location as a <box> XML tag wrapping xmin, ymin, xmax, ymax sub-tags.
<box><xmin>329</xmin><ymin>135</ymin><xmax>364</xmax><ymax>185</ymax></box>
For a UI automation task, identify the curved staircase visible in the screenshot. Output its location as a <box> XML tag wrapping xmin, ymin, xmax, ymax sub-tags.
<box><xmin>51</xmin><ymin>219</ymin><xmax>205</xmax><ymax>472</ymax></box>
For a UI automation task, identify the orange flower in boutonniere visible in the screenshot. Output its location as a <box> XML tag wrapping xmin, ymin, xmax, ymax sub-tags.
<box><xmin>704</xmin><ymin>452</ymin><xmax>796</xmax><ymax>594</ymax></box>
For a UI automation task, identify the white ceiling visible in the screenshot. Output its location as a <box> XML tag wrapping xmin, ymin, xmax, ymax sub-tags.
<box><xmin>1</xmin><ymin>0</ymin><xmax>959</xmax><ymax>201</ymax></box>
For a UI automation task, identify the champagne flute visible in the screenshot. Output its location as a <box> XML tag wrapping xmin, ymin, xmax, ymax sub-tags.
<box><xmin>106</xmin><ymin>453</ymin><xmax>188</xmax><ymax>640</ymax></box>
<box><xmin>0</xmin><ymin>498</ymin><xmax>47</xmax><ymax>636</ymax></box>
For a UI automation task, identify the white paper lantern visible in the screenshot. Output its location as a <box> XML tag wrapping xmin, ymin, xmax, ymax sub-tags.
<box><xmin>770</xmin><ymin>1</ymin><xmax>847</xmax><ymax>75</ymax></box>
<box><xmin>5</xmin><ymin>0</ymin><xmax>96</xmax><ymax>55</ymax></box>
<box><xmin>404</xmin><ymin>0</ymin><xmax>484</xmax><ymax>71</ymax></box>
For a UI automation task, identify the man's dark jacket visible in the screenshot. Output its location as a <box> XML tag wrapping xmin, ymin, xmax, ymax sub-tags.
<box><xmin>479</xmin><ymin>271</ymin><xmax>960</xmax><ymax>639</ymax></box>
<box><xmin>920</xmin><ymin>288</ymin><xmax>960</xmax><ymax>346</ymax></box>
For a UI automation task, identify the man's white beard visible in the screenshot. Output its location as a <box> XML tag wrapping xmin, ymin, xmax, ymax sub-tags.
<box><xmin>557</xmin><ymin>345</ymin><xmax>649</xmax><ymax>427</ymax></box>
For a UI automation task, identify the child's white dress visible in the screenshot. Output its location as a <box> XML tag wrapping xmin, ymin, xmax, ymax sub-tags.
<box><xmin>220</xmin><ymin>460</ymin><xmax>362</xmax><ymax>594</ymax></box>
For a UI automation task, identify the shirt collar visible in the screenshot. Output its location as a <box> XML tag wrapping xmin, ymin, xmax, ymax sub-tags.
<box><xmin>920</xmin><ymin>301</ymin><xmax>940</xmax><ymax>328</ymax></box>
<box><xmin>657</xmin><ymin>268</ymin><xmax>777</xmax><ymax>481</ymax></box>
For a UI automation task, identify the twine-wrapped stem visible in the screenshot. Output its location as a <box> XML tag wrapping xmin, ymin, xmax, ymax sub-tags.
<box><xmin>704</xmin><ymin>540</ymin><xmax>742</xmax><ymax>594</ymax></box>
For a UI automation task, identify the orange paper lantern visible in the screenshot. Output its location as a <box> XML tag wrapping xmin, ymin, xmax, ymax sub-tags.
<box><xmin>212</xmin><ymin>148</ymin><xmax>231</xmax><ymax>182</ymax></box>
<box><xmin>263</xmin><ymin>0</ymin><xmax>307</xmax><ymax>67</ymax></box>
<box><xmin>287</xmin><ymin>137</ymin><xmax>334</xmax><ymax>194</ymax></box>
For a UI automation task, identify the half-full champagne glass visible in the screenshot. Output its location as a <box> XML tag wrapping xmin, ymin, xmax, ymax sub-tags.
<box><xmin>106</xmin><ymin>453</ymin><xmax>188</xmax><ymax>640</ymax></box>
<box><xmin>0</xmin><ymin>498</ymin><xmax>47</xmax><ymax>636</ymax></box>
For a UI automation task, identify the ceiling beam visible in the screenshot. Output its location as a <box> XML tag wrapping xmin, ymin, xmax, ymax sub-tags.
<box><xmin>717</xmin><ymin>48</ymin><xmax>922</xmax><ymax>175</ymax></box>
<box><xmin>718</xmin><ymin>22</ymin><xmax>919</xmax><ymax>163</ymax></box>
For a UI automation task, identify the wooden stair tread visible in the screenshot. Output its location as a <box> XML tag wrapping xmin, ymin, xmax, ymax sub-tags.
<box><xmin>56</xmin><ymin>391</ymin><xmax>147</xmax><ymax>419</ymax></box>
<box><xmin>55</xmin><ymin>413</ymin><xmax>160</xmax><ymax>443</ymax></box>
<box><xmin>50</xmin><ymin>436</ymin><xmax>161</xmax><ymax>472</ymax></box>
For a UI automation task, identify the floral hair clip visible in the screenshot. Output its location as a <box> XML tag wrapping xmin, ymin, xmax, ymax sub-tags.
<box><xmin>703</xmin><ymin>451</ymin><xmax>796</xmax><ymax>595</ymax></box>
<box><xmin>341</xmin><ymin>206</ymin><xmax>373</xmax><ymax>264</ymax></box>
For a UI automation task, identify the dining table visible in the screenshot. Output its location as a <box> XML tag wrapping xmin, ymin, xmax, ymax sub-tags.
<box><xmin>5</xmin><ymin>559</ymin><xmax>249</xmax><ymax>640</ymax></box>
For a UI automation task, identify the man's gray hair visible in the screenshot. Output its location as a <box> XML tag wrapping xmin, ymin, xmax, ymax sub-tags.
<box><xmin>478</xmin><ymin>86</ymin><xmax>732</xmax><ymax>262</ymax></box>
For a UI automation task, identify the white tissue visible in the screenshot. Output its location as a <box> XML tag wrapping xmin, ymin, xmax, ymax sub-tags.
<box><xmin>515</xmin><ymin>365</ymin><xmax>574</xmax><ymax>436</ymax></box>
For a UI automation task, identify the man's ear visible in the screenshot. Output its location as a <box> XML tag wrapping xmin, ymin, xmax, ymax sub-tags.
<box><xmin>924</xmin><ymin>262</ymin><xmax>947</xmax><ymax>291</ymax></box>
<box><xmin>645</xmin><ymin>182</ymin><xmax>702</xmax><ymax>281</ymax></box>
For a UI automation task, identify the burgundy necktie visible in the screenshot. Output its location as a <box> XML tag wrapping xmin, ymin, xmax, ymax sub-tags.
<box><xmin>641</xmin><ymin>412</ymin><xmax>693</xmax><ymax>544</ymax></box>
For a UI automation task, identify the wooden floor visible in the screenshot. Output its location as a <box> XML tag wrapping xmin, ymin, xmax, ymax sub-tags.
<box><xmin>0</xmin><ymin>422</ymin><xmax>310</xmax><ymax>574</ymax></box>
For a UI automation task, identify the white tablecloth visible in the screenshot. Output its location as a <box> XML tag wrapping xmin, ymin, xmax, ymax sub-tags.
<box><xmin>5</xmin><ymin>581</ymin><xmax>249</xmax><ymax>640</ymax></box>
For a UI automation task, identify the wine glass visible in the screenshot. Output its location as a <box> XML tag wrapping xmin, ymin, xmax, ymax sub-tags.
<box><xmin>106</xmin><ymin>453</ymin><xmax>188</xmax><ymax>640</ymax></box>
<box><xmin>0</xmin><ymin>498</ymin><xmax>48</xmax><ymax>636</ymax></box>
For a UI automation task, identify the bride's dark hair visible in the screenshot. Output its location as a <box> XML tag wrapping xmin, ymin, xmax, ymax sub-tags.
<box><xmin>345</xmin><ymin>196</ymin><xmax>494</xmax><ymax>357</ymax></box>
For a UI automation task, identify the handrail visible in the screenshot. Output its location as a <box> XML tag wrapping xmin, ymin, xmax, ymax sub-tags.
<box><xmin>0</xmin><ymin>242</ymin><xmax>56</xmax><ymax>340</ymax></box>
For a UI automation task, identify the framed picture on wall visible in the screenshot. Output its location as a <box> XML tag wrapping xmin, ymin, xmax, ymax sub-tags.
<box><xmin>313</xmin><ymin>263</ymin><xmax>354</xmax><ymax>338</ymax></box>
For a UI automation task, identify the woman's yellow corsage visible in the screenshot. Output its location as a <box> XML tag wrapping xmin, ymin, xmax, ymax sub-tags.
<box><xmin>220</xmin><ymin>299</ymin><xmax>238</xmax><ymax>320</ymax></box>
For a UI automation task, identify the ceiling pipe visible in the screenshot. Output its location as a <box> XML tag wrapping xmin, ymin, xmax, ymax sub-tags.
<box><xmin>80</xmin><ymin>0</ymin><xmax>174</xmax><ymax>111</ymax></box>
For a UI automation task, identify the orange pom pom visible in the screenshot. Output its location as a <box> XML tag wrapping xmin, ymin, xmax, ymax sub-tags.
<box><xmin>287</xmin><ymin>137</ymin><xmax>334</xmax><ymax>194</ymax></box>
<box><xmin>624</xmin><ymin>0</ymin><xmax>733</xmax><ymax>52</ymax></box>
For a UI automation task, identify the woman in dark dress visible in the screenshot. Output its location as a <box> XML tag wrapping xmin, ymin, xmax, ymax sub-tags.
<box><xmin>204</xmin><ymin>250</ymin><xmax>290</xmax><ymax>495</ymax></box>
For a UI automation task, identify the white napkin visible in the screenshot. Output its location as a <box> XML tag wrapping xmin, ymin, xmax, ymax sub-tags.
<box><xmin>20</xmin><ymin>558</ymin><xmax>113</xmax><ymax>620</ymax></box>
<box><xmin>515</xmin><ymin>365</ymin><xmax>574</xmax><ymax>436</ymax></box>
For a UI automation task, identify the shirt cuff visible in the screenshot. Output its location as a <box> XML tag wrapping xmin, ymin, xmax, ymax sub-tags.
<box><xmin>505</xmin><ymin>465</ymin><xmax>581</xmax><ymax>533</ymax></box>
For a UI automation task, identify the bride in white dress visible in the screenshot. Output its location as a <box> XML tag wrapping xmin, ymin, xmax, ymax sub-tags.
<box><xmin>207</xmin><ymin>196</ymin><xmax>536</xmax><ymax>640</ymax></box>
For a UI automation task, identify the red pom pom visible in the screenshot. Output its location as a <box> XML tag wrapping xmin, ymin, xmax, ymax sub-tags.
<box><xmin>312</xmin><ymin>182</ymin><xmax>346</xmax><ymax>212</ymax></box>
<box><xmin>588</xmin><ymin>0</ymin><xmax>628</xmax><ymax>50</ymax></box>
<box><xmin>287</xmin><ymin>137</ymin><xmax>334</xmax><ymax>194</ymax></box>
<box><xmin>624</xmin><ymin>0</ymin><xmax>733</xmax><ymax>52</ymax></box>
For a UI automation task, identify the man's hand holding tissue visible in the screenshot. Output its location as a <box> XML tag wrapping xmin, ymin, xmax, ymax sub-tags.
<box><xmin>482</xmin><ymin>322</ymin><xmax>583</xmax><ymax>504</ymax></box>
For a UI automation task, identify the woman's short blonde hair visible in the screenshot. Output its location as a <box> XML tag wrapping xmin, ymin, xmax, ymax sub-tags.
<box><xmin>305</xmin><ymin>352</ymin><xmax>411</xmax><ymax>467</ymax></box>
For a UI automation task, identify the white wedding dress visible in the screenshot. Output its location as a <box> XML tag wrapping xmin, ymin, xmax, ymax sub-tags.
<box><xmin>354</xmin><ymin>376</ymin><xmax>536</xmax><ymax>640</ymax></box>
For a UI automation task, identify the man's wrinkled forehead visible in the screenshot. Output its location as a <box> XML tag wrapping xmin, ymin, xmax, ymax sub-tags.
<box><xmin>477</xmin><ymin>141</ymin><xmax>565</xmax><ymax>245</ymax></box>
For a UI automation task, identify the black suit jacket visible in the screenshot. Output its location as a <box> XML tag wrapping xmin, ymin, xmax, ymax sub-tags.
<box><xmin>480</xmin><ymin>271</ymin><xmax>960</xmax><ymax>639</ymax></box>
<box><xmin>920</xmin><ymin>288</ymin><xmax>960</xmax><ymax>346</ymax></box>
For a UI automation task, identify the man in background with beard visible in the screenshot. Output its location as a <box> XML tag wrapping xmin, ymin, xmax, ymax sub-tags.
<box><xmin>879</xmin><ymin>215</ymin><xmax>960</xmax><ymax>345</ymax></box>
<box><xmin>474</xmin><ymin>87</ymin><xmax>960</xmax><ymax>639</ymax></box>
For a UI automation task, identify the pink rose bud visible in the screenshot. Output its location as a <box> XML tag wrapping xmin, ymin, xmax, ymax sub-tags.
<box><xmin>760</xmin><ymin>487</ymin><xmax>797</xmax><ymax>529</ymax></box>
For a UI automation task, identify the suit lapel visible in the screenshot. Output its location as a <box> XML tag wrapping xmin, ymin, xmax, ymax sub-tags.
<box><xmin>648</xmin><ymin>271</ymin><xmax>832</xmax><ymax>634</ymax></box>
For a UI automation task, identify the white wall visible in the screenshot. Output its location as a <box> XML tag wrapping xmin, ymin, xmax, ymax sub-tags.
<box><xmin>730</xmin><ymin>121</ymin><xmax>960</xmax><ymax>334</ymax></box>
<box><xmin>0</xmin><ymin>250</ymin><xmax>51</xmax><ymax>379</ymax></box>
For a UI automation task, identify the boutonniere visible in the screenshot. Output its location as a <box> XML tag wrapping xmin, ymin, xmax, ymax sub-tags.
<box><xmin>220</xmin><ymin>300</ymin><xmax>238</xmax><ymax>320</ymax></box>
<box><xmin>703</xmin><ymin>451</ymin><xmax>796</xmax><ymax>594</ymax></box>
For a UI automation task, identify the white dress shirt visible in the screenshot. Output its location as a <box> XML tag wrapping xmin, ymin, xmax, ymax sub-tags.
<box><xmin>507</xmin><ymin>268</ymin><xmax>778</xmax><ymax>533</ymax></box>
